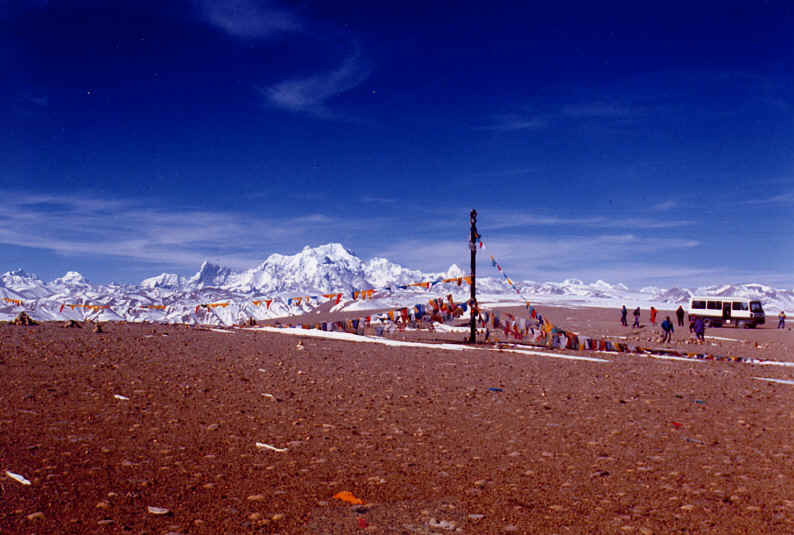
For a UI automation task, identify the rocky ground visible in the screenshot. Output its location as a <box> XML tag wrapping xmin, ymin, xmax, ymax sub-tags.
<box><xmin>1</xmin><ymin>304</ymin><xmax>793</xmax><ymax>534</ymax></box>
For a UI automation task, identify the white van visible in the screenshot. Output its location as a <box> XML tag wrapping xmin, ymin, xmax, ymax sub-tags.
<box><xmin>688</xmin><ymin>296</ymin><xmax>765</xmax><ymax>328</ymax></box>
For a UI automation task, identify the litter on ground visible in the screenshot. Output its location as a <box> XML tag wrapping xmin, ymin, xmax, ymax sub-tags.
<box><xmin>255</xmin><ymin>442</ymin><xmax>288</xmax><ymax>452</ymax></box>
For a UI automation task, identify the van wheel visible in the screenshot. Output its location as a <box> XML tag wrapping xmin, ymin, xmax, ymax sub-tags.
<box><xmin>704</xmin><ymin>319</ymin><xmax>712</xmax><ymax>327</ymax></box>
<box><xmin>735</xmin><ymin>320</ymin><xmax>746</xmax><ymax>329</ymax></box>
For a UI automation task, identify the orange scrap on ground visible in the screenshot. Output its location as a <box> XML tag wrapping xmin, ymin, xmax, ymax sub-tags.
<box><xmin>333</xmin><ymin>491</ymin><xmax>364</xmax><ymax>505</ymax></box>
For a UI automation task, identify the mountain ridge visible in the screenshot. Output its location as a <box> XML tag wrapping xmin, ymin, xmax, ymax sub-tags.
<box><xmin>2</xmin><ymin>243</ymin><xmax>792</xmax><ymax>325</ymax></box>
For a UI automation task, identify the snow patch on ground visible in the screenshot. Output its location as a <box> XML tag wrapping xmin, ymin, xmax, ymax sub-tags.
<box><xmin>753</xmin><ymin>377</ymin><xmax>794</xmax><ymax>385</ymax></box>
<box><xmin>249</xmin><ymin>327</ymin><xmax>610</xmax><ymax>362</ymax></box>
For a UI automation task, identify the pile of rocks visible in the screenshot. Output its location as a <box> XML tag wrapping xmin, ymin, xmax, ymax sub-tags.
<box><xmin>12</xmin><ymin>312</ymin><xmax>37</xmax><ymax>326</ymax></box>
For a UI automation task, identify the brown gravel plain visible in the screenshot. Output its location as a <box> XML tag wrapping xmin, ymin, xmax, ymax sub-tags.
<box><xmin>1</xmin><ymin>304</ymin><xmax>793</xmax><ymax>534</ymax></box>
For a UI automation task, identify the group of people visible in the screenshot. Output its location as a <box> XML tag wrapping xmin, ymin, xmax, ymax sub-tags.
<box><xmin>620</xmin><ymin>305</ymin><xmax>643</xmax><ymax>327</ymax></box>
<box><xmin>620</xmin><ymin>304</ymin><xmax>703</xmax><ymax>343</ymax></box>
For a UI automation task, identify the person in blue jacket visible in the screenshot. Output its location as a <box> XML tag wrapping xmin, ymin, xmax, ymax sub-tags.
<box><xmin>661</xmin><ymin>316</ymin><xmax>674</xmax><ymax>343</ymax></box>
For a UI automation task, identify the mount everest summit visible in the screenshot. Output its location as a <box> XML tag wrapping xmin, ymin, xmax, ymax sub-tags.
<box><xmin>1</xmin><ymin>243</ymin><xmax>792</xmax><ymax>325</ymax></box>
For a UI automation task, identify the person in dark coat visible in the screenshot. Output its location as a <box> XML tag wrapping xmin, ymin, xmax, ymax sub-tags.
<box><xmin>620</xmin><ymin>305</ymin><xmax>628</xmax><ymax>326</ymax></box>
<box><xmin>632</xmin><ymin>307</ymin><xmax>641</xmax><ymax>328</ymax></box>
<box><xmin>693</xmin><ymin>317</ymin><xmax>705</xmax><ymax>342</ymax></box>
<box><xmin>661</xmin><ymin>316</ymin><xmax>674</xmax><ymax>343</ymax></box>
<box><xmin>676</xmin><ymin>305</ymin><xmax>685</xmax><ymax>327</ymax></box>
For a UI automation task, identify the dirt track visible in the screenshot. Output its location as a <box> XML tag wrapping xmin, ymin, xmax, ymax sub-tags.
<box><xmin>1</xmin><ymin>308</ymin><xmax>793</xmax><ymax>534</ymax></box>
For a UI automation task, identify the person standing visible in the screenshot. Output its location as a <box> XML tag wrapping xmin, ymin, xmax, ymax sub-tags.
<box><xmin>632</xmin><ymin>306</ymin><xmax>641</xmax><ymax>328</ymax></box>
<box><xmin>620</xmin><ymin>305</ymin><xmax>628</xmax><ymax>326</ymax></box>
<box><xmin>693</xmin><ymin>317</ymin><xmax>705</xmax><ymax>342</ymax></box>
<box><xmin>661</xmin><ymin>316</ymin><xmax>674</xmax><ymax>343</ymax></box>
<box><xmin>676</xmin><ymin>305</ymin><xmax>685</xmax><ymax>327</ymax></box>
<box><xmin>650</xmin><ymin>306</ymin><xmax>657</xmax><ymax>326</ymax></box>
<box><xmin>779</xmin><ymin>311</ymin><xmax>786</xmax><ymax>329</ymax></box>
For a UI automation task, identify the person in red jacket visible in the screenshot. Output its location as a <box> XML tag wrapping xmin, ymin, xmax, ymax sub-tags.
<box><xmin>650</xmin><ymin>306</ymin><xmax>657</xmax><ymax>326</ymax></box>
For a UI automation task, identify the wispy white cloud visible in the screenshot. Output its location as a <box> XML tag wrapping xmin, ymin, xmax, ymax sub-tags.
<box><xmin>484</xmin><ymin>212</ymin><xmax>692</xmax><ymax>230</ymax></box>
<box><xmin>0</xmin><ymin>191</ymin><xmax>779</xmax><ymax>288</ymax></box>
<box><xmin>262</xmin><ymin>52</ymin><xmax>370</xmax><ymax>118</ymax></box>
<box><xmin>743</xmin><ymin>191</ymin><xmax>794</xmax><ymax>205</ymax></box>
<box><xmin>290</xmin><ymin>213</ymin><xmax>334</xmax><ymax>224</ymax></box>
<box><xmin>361</xmin><ymin>196</ymin><xmax>397</xmax><ymax>204</ymax></box>
<box><xmin>474</xmin><ymin>114</ymin><xmax>546</xmax><ymax>132</ymax></box>
<box><xmin>376</xmin><ymin>234</ymin><xmax>700</xmax><ymax>280</ymax></box>
<box><xmin>652</xmin><ymin>200</ymin><xmax>678</xmax><ymax>211</ymax></box>
<box><xmin>0</xmin><ymin>191</ymin><xmax>355</xmax><ymax>272</ymax></box>
<box><xmin>195</xmin><ymin>0</ymin><xmax>300</xmax><ymax>39</ymax></box>
<box><xmin>475</xmin><ymin>101</ymin><xmax>637</xmax><ymax>133</ymax></box>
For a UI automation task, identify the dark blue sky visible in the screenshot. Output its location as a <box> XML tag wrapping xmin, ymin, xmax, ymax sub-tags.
<box><xmin>2</xmin><ymin>1</ymin><xmax>793</xmax><ymax>287</ymax></box>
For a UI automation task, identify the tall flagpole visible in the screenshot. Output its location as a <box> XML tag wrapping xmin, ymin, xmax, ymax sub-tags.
<box><xmin>469</xmin><ymin>209</ymin><xmax>478</xmax><ymax>344</ymax></box>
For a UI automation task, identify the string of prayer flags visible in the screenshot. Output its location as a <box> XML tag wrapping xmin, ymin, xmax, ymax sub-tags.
<box><xmin>352</xmin><ymin>289</ymin><xmax>376</xmax><ymax>300</ymax></box>
<box><xmin>3</xmin><ymin>297</ymin><xmax>24</xmax><ymax>306</ymax></box>
<box><xmin>58</xmin><ymin>303</ymin><xmax>110</xmax><ymax>313</ymax></box>
<box><xmin>488</xmin><ymin>255</ymin><xmax>540</xmax><ymax>318</ymax></box>
<box><xmin>139</xmin><ymin>305</ymin><xmax>166</xmax><ymax>310</ymax></box>
<box><xmin>270</xmin><ymin>301</ymin><xmax>761</xmax><ymax>366</ymax></box>
<box><xmin>252</xmin><ymin>299</ymin><xmax>273</xmax><ymax>309</ymax></box>
<box><xmin>194</xmin><ymin>302</ymin><xmax>229</xmax><ymax>313</ymax></box>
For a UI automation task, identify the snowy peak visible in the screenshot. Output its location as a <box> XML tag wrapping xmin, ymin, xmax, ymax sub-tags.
<box><xmin>695</xmin><ymin>282</ymin><xmax>784</xmax><ymax>302</ymax></box>
<box><xmin>363</xmin><ymin>257</ymin><xmax>425</xmax><ymax>288</ymax></box>
<box><xmin>51</xmin><ymin>271</ymin><xmax>90</xmax><ymax>288</ymax></box>
<box><xmin>654</xmin><ymin>287</ymin><xmax>692</xmax><ymax>303</ymax></box>
<box><xmin>1</xmin><ymin>268</ymin><xmax>39</xmax><ymax>286</ymax></box>
<box><xmin>445</xmin><ymin>264</ymin><xmax>464</xmax><ymax>278</ymax></box>
<box><xmin>240</xmin><ymin>243</ymin><xmax>368</xmax><ymax>294</ymax></box>
<box><xmin>141</xmin><ymin>273</ymin><xmax>184</xmax><ymax>290</ymax></box>
<box><xmin>188</xmin><ymin>261</ymin><xmax>233</xmax><ymax>289</ymax></box>
<box><xmin>0</xmin><ymin>269</ymin><xmax>49</xmax><ymax>299</ymax></box>
<box><xmin>303</xmin><ymin>242</ymin><xmax>356</xmax><ymax>260</ymax></box>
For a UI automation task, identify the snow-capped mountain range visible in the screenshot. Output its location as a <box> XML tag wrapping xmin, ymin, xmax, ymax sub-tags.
<box><xmin>1</xmin><ymin>243</ymin><xmax>792</xmax><ymax>325</ymax></box>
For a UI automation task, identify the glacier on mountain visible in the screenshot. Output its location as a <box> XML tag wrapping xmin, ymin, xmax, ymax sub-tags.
<box><xmin>1</xmin><ymin>243</ymin><xmax>792</xmax><ymax>325</ymax></box>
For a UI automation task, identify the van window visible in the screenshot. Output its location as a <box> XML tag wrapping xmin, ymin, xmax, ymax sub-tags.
<box><xmin>750</xmin><ymin>301</ymin><xmax>763</xmax><ymax>313</ymax></box>
<box><xmin>732</xmin><ymin>301</ymin><xmax>748</xmax><ymax>311</ymax></box>
<box><xmin>707</xmin><ymin>301</ymin><xmax>722</xmax><ymax>310</ymax></box>
<box><xmin>692</xmin><ymin>300</ymin><xmax>706</xmax><ymax>309</ymax></box>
